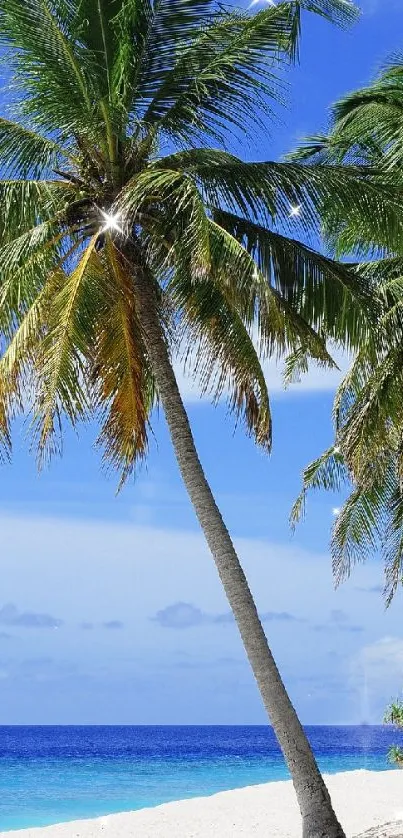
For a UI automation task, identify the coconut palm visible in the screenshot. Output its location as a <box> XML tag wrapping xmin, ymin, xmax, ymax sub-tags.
<box><xmin>1</xmin><ymin>0</ymin><xmax>400</xmax><ymax>834</ymax></box>
<box><xmin>290</xmin><ymin>56</ymin><xmax>403</xmax><ymax>605</ymax></box>
<box><xmin>384</xmin><ymin>699</ymin><xmax>403</xmax><ymax>765</ymax></box>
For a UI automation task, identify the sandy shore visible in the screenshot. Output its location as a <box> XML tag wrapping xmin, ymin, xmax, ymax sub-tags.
<box><xmin>3</xmin><ymin>770</ymin><xmax>403</xmax><ymax>837</ymax></box>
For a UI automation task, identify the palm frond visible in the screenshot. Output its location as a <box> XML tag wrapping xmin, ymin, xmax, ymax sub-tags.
<box><xmin>172</xmin><ymin>262</ymin><xmax>272</xmax><ymax>449</ymax></box>
<box><xmin>141</xmin><ymin>1</ymin><xmax>357</xmax><ymax>142</ymax></box>
<box><xmin>95</xmin><ymin>239</ymin><xmax>156</xmax><ymax>486</ymax></box>
<box><xmin>212</xmin><ymin>207</ymin><xmax>372</xmax><ymax>350</ymax></box>
<box><xmin>140</xmin><ymin>4</ymin><xmax>304</xmax><ymax>143</ymax></box>
<box><xmin>0</xmin><ymin>179</ymin><xmax>75</xmax><ymax>244</ymax></box>
<box><xmin>118</xmin><ymin>166</ymin><xmax>211</xmax><ymax>271</ymax></box>
<box><xmin>0</xmin><ymin>0</ymin><xmax>105</xmax><ymax>141</ymax></box>
<box><xmin>384</xmin><ymin>485</ymin><xmax>403</xmax><ymax>605</ymax></box>
<box><xmin>334</xmin><ymin>345</ymin><xmax>403</xmax><ymax>482</ymax></box>
<box><xmin>0</xmin><ymin>223</ymin><xmax>67</xmax><ymax>338</ymax></box>
<box><xmin>156</xmin><ymin>150</ymin><xmax>403</xmax><ymax>255</ymax></box>
<box><xmin>331</xmin><ymin>479</ymin><xmax>386</xmax><ymax>586</ymax></box>
<box><xmin>207</xmin><ymin>217</ymin><xmax>336</xmax><ymax>368</ymax></box>
<box><xmin>33</xmin><ymin>236</ymin><xmax>101</xmax><ymax>463</ymax></box>
<box><xmin>0</xmin><ymin>118</ymin><xmax>74</xmax><ymax>177</ymax></box>
<box><xmin>290</xmin><ymin>445</ymin><xmax>348</xmax><ymax>525</ymax></box>
<box><xmin>0</xmin><ymin>266</ymin><xmax>67</xmax><ymax>459</ymax></box>
<box><xmin>128</xmin><ymin>0</ymin><xmax>217</xmax><ymax>115</ymax></box>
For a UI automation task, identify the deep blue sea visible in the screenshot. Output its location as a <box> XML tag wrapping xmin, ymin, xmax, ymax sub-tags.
<box><xmin>0</xmin><ymin>725</ymin><xmax>400</xmax><ymax>831</ymax></box>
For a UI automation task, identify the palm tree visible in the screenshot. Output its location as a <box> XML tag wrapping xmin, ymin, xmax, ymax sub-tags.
<box><xmin>290</xmin><ymin>56</ymin><xmax>403</xmax><ymax>605</ymax></box>
<box><xmin>0</xmin><ymin>0</ymin><xmax>398</xmax><ymax>833</ymax></box>
<box><xmin>384</xmin><ymin>700</ymin><xmax>403</xmax><ymax>765</ymax></box>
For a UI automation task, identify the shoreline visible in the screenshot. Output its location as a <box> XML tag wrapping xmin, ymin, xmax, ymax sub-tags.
<box><xmin>2</xmin><ymin>769</ymin><xmax>403</xmax><ymax>838</ymax></box>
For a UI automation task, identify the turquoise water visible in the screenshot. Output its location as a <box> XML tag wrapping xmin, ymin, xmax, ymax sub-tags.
<box><xmin>0</xmin><ymin>726</ymin><xmax>399</xmax><ymax>831</ymax></box>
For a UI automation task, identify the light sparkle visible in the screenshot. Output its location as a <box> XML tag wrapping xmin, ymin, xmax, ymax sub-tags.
<box><xmin>100</xmin><ymin>210</ymin><xmax>123</xmax><ymax>234</ymax></box>
<box><xmin>248</xmin><ymin>0</ymin><xmax>275</xmax><ymax>6</ymax></box>
<box><xmin>289</xmin><ymin>204</ymin><xmax>302</xmax><ymax>218</ymax></box>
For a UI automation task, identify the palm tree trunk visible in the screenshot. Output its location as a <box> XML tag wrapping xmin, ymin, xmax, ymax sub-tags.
<box><xmin>132</xmin><ymin>268</ymin><xmax>346</xmax><ymax>838</ymax></box>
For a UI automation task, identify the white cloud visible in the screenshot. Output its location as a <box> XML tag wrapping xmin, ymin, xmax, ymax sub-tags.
<box><xmin>359</xmin><ymin>0</ymin><xmax>400</xmax><ymax>12</ymax></box>
<box><xmin>350</xmin><ymin>637</ymin><xmax>403</xmax><ymax>722</ymax></box>
<box><xmin>357</xmin><ymin>637</ymin><xmax>403</xmax><ymax>679</ymax></box>
<box><xmin>0</xmin><ymin>510</ymin><xmax>399</xmax><ymax>723</ymax></box>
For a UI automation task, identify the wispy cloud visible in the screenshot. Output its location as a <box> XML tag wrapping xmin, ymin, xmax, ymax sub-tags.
<box><xmin>102</xmin><ymin>620</ymin><xmax>124</xmax><ymax>630</ymax></box>
<box><xmin>152</xmin><ymin>601</ymin><xmax>302</xmax><ymax>630</ymax></box>
<box><xmin>0</xmin><ymin>603</ymin><xmax>62</xmax><ymax>629</ymax></box>
<box><xmin>359</xmin><ymin>0</ymin><xmax>399</xmax><ymax>14</ymax></box>
<box><xmin>171</xmin><ymin>656</ymin><xmax>244</xmax><ymax>671</ymax></box>
<box><xmin>313</xmin><ymin>609</ymin><xmax>364</xmax><ymax>634</ymax></box>
<box><xmin>1</xmin><ymin>511</ymin><xmax>398</xmax><ymax>723</ymax></box>
<box><xmin>153</xmin><ymin>603</ymin><xmax>209</xmax><ymax>629</ymax></box>
<box><xmin>330</xmin><ymin>609</ymin><xmax>348</xmax><ymax>624</ymax></box>
<box><xmin>356</xmin><ymin>637</ymin><xmax>403</xmax><ymax>675</ymax></box>
<box><xmin>78</xmin><ymin>620</ymin><xmax>124</xmax><ymax>630</ymax></box>
<box><xmin>350</xmin><ymin>636</ymin><xmax>403</xmax><ymax>721</ymax></box>
<box><xmin>314</xmin><ymin>623</ymin><xmax>364</xmax><ymax>634</ymax></box>
<box><xmin>355</xmin><ymin>585</ymin><xmax>383</xmax><ymax>594</ymax></box>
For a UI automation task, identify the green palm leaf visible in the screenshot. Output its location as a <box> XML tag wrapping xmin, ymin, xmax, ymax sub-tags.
<box><xmin>172</xmin><ymin>261</ymin><xmax>272</xmax><ymax>449</ymax></box>
<box><xmin>141</xmin><ymin>1</ymin><xmax>357</xmax><ymax>142</ymax></box>
<box><xmin>94</xmin><ymin>239</ymin><xmax>156</xmax><ymax>486</ymax></box>
<box><xmin>0</xmin><ymin>0</ymin><xmax>376</xmax><ymax>494</ymax></box>
<box><xmin>0</xmin><ymin>119</ymin><xmax>74</xmax><ymax>177</ymax></box>
<box><xmin>212</xmin><ymin>208</ymin><xmax>371</xmax><ymax>350</ymax></box>
<box><xmin>33</xmin><ymin>236</ymin><xmax>101</xmax><ymax>462</ymax></box>
<box><xmin>0</xmin><ymin>0</ymin><xmax>101</xmax><ymax>138</ymax></box>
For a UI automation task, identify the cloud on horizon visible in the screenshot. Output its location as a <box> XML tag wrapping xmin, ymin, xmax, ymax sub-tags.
<box><xmin>102</xmin><ymin>620</ymin><xmax>124</xmax><ymax>630</ymax></box>
<box><xmin>312</xmin><ymin>609</ymin><xmax>364</xmax><ymax>634</ymax></box>
<box><xmin>78</xmin><ymin>620</ymin><xmax>124</xmax><ymax>630</ymax></box>
<box><xmin>152</xmin><ymin>601</ymin><xmax>303</xmax><ymax>630</ymax></box>
<box><xmin>0</xmin><ymin>511</ymin><xmax>398</xmax><ymax>723</ymax></box>
<box><xmin>0</xmin><ymin>603</ymin><xmax>63</xmax><ymax>630</ymax></box>
<box><xmin>355</xmin><ymin>585</ymin><xmax>383</xmax><ymax>594</ymax></box>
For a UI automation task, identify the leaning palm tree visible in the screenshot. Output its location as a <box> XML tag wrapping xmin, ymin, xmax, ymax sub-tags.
<box><xmin>1</xmin><ymin>0</ymin><xmax>400</xmax><ymax>833</ymax></box>
<box><xmin>290</xmin><ymin>55</ymin><xmax>403</xmax><ymax>605</ymax></box>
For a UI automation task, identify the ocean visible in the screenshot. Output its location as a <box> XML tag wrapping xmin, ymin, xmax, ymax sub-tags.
<box><xmin>0</xmin><ymin>725</ymin><xmax>399</xmax><ymax>831</ymax></box>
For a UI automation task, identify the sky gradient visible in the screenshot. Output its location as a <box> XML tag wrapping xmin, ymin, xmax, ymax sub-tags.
<box><xmin>1</xmin><ymin>0</ymin><xmax>403</xmax><ymax>725</ymax></box>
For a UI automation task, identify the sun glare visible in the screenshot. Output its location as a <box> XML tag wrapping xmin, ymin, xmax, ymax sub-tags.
<box><xmin>248</xmin><ymin>0</ymin><xmax>275</xmax><ymax>6</ymax></box>
<box><xmin>100</xmin><ymin>210</ymin><xmax>123</xmax><ymax>234</ymax></box>
<box><xmin>289</xmin><ymin>205</ymin><xmax>302</xmax><ymax>218</ymax></box>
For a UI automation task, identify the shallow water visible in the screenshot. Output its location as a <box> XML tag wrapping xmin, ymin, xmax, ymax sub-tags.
<box><xmin>0</xmin><ymin>725</ymin><xmax>399</xmax><ymax>831</ymax></box>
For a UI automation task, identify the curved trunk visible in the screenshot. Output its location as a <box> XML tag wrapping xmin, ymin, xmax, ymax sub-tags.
<box><xmin>132</xmin><ymin>269</ymin><xmax>345</xmax><ymax>838</ymax></box>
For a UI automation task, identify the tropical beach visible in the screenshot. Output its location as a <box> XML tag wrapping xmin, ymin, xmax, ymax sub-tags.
<box><xmin>2</xmin><ymin>772</ymin><xmax>403</xmax><ymax>838</ymax></box>
<box><xmin>1</xmin><ymin>0</ymin><xmax>403</xmax><ymax>835</ymax></box>
<box><xmin>0</xmin><ymin>726</ymin><xmax>401</xmax><ymax>834</ymax></box>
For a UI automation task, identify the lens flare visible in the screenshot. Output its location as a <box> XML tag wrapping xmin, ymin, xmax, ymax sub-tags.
<box><xmin>100</xmin><ymin>210</ymin><xmax>123</xmax><ymax>234</ymax></box>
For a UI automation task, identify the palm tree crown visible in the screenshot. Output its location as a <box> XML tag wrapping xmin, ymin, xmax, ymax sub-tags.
<box><xmin>1</xmin><ymin>0</ymin><xmax>392</xmax><ymax>487</ymax></box>
<box><xmin>290</xmin><ymin>54</ymin><xmax>403</xmax><ymax>603</ymax></box>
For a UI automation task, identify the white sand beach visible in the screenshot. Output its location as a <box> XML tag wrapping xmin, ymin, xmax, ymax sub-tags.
<box><xmin>3</xmin><ymin>769</ymin><xmax>403</xmax><ymax>838</ymax></box>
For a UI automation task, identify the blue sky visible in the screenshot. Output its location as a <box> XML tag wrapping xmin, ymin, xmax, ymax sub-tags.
<box><xmin>1</xmin><ymin>0</ymin><xmax>403</xmax><ymax>726</ymax></box>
